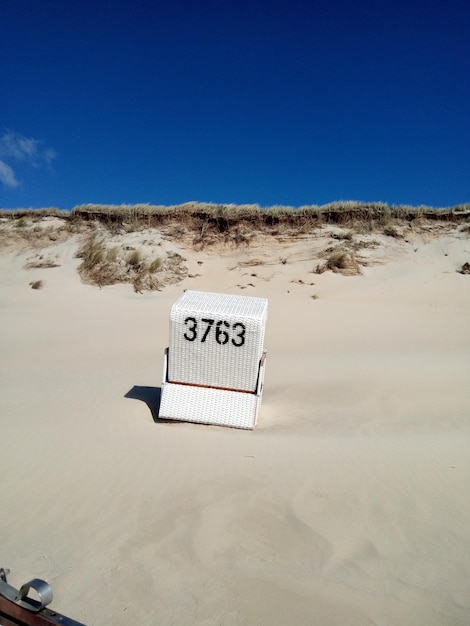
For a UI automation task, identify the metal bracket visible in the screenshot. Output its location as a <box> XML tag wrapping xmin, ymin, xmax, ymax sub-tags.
<box><xmin>16</xmin><ymin>578</ymin><xmax>53</xmax><ymax>612</ymax></box>
<box><xmin>0</xmin><ymin>568</ymin><xmax>85</xmax><ymax>625</ymax></box>
<box><xmin>0</xmin><ymin>569</ymin><xmax>52</xmax><ymax>612</ymax></box>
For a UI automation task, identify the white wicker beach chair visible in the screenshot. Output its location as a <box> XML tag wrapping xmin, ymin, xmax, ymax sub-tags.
<box><xmin>159</xmin><ymin>290</ymin><xmax>268</xmax><ymax>429</ymax></box>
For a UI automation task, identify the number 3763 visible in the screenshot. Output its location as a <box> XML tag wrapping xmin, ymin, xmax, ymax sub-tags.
<box><xmin>183</xmin><ymin>317</ymin><xmax>246</xmax><ymax>347</ymax></box>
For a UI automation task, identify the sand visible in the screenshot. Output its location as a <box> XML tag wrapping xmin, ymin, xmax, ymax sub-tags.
<box><xmin>1</xmin><ymin>219</ymin><xmax>470</xmax><ymax>625</ymax></box>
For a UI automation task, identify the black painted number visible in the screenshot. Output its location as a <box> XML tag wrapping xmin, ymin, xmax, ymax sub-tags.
<box><xmin>200</xmin><ymin>318</ymin><xmax>215</xmax><ymax>342</ymax></box>
<box><xmin>215</xmin><ymin>320</ymin><xmax>230</xmax><ymax>345</ymax></box>
<box><xmin>231</xmin><ymin>322</ymin><xmax>246</xmax><ymax>347</ymax></box>
<box><xmin>183</xmin><ymin>316</ymin><xmax>198</xmax><ymax>341</ymax></box>
<box><xmin>183</xmin><ymin>318</ymin><xmax>246</xmax><ymax>347</ymax></box>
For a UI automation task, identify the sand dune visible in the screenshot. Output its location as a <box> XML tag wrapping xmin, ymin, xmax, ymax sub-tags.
<box><xmin>1</xmin><ymin>215</ymin><xmax>469</xmax><ymax>625</ymax></box>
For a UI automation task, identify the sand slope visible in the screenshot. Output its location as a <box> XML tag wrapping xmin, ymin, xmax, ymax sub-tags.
<box><xmin>1</xmin><ymin>223</ymin><xmax>470</xmax><ymax>625</ymax></box>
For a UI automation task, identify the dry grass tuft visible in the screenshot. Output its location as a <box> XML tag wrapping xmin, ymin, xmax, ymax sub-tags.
<box><xmin>76</xmin><ymin>236</ymin><xmax>107</xmax><ymax>269</ymax></box>
<box><xmin>148</xmin><ymin>257</ymin><xmax>163</xmax><ymax>272</ymax></box>
<box><xmin>126</xmin><ymin>249</ymin><xmax>142</xmax><ymax>267</ymax></box>
<box><xmin>234</xmin><ymin>258</ymin><xmax>266</xmax><ymax>269</ymax></box>
<box><xmin>24</xmin><ymin>258</ymin><xmax>60</xmax><ymax>269</ymax></box>
<box><xmin>15</xmin><ymin>217</ymin><xmax>29</xmax><ymax>228</ymax></box>
<box><xmin>75</xmin><ymin>235</ymin><xmax>187</xmax><ymax>291</ymax></box>
<box><xmin>383</xmin><ymin>225</ymin><xmax>403</xmax><ymax>238</ymax></box>
<box><xmin>316</xmin><ymin>247</ymin><xmax>361</xmax><ymax>275</ymax></box>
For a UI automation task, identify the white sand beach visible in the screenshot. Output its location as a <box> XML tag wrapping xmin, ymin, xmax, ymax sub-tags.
<box><xmin>1</xmin><ymin>213</ymin><xmax>469</xmax><ymax>625</ymax></box>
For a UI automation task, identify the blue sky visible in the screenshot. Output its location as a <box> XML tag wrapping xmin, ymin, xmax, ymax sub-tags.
<box><xmin>1</xmin><ymin>0</ymin><xmax>469</xmax><ymax>210</ymax></box>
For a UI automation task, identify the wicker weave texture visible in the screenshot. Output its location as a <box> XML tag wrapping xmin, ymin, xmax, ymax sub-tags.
<box><xmin>159</xmin><ymin>382</ymin><xmax>261</xmax><ymax>429</ymax></box>
<box><xmin>168</xmin><ymin>290</ymin><xmax>268</xmax><ymax>391</ymax></box>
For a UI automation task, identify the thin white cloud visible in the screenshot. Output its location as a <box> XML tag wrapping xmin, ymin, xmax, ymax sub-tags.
<box><xmin>0</xmin><ymin>131</ymin><xmax>38</xmax><ymax>161</ymax></box>
<box><xmin>0</xmin><ymin>160</ymin><xmax>19</xmax><ymax>188</ymax></box>
<box><xmin>0</xmin><ymin>130</ymin><xmax>56</xmax><ymax>188</ymax></box>
<box><xmin>44</xmin><ymin>148</ymin><xmax>57</xmax><ymax>165</ymax></box>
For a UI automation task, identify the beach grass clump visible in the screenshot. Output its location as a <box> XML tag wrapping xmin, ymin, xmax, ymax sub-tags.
<box><xmin>76</xmin><ymin>240</ymin><xmax>123</xmax><ymax>287</ymax></box>
<box><xmin>14</xmin><ymin>216</ymin><xmax>28</xmax><ymax>228</ymax></box>
<box><xmin>76</xmin><ymin>235</ymin><xmax>107</xmax><ymax>269</ymax></box>
<box><xmin>75</xmin><ymin>234</ymin><xmax>187</xmax><ymax>291</ymax></box>
<box><xmin>126</xmin><ymin>249</ymin><xmax>142</xmax><ymax>267</ymax></box>
<box><xmin>328</xmin><ymin>250</ymin><xmax>351</xmax><ymax>270</ymax></box>
<box><xmin>315</xmin><ymin>246</ymin><xmax>361</xmax><ymax>275</ymax></box>
<box><xmin>106</xmin><ymin>246</ymin><xmax>120</xmax><ymax>262</ymax></box>
<box><xmin>133</xmin><ymin>252</ymin><xmax>186</xmax><ymax>293</ymax></box>
<box><xmin>165</xmin><ymin>251</ymin><xmax>187</xmax><ymax>277</ymax></box>
<box><xmin>148</xmin><ymin>256</ymin><xmax>163</xmax><ymax>272</ymax></box>
<box><xmin>383</xmin><ymin>225</ymin><xmax>403</xmax><ymax>238</ymax></box>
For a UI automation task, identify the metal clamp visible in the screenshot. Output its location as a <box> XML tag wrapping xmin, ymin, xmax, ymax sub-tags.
<box><xmin>0</xmin><ymin>568</ymin><xmax>53</xmax><ymax>612</ymax></box>
<box><xmin>16</xmin><ymin>578</ymin><xmax>53</xmax><ymax>612</ymax></box>
<box><xmin>0</xmin><ymin>567</ymin><xmax>86</xmax><ymax>625</ymax></box>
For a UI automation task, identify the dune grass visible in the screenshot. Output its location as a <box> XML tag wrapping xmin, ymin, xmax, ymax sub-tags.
<box><xmin>0</xmin><ymin>208</ymin><xmax>68</xmax><ymax>219</ymax></box>
<box><xmin>2</xmin><ymin>201</ymin><xmax>469</xmax><ymax>289</ymax></box>
<box><xmin>75</xmin><ymin>235</ymin><xmax>187</xmax><ymax>292</ymax></box>
<box><xmin>66</xmin><ymin>201</ymin><xmax>470</xmax><ymax>230</ymax></box>
<box><xmin>2</xmin><ymin>201</ymin><xmax>469</xmax><ymax>236</ymax></box>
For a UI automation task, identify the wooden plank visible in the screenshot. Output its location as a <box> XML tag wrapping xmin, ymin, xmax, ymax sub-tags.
<box><xmin>0</xmin><ymin>594</ymin><xmax>85</xmax><ymax>626</ymax></box>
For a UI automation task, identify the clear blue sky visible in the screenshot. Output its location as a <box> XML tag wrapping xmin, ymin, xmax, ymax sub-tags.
<box><xmin>1</xmin><ymin>0</ymin><xmax>469</xmax><ymax>210</ymax></box>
